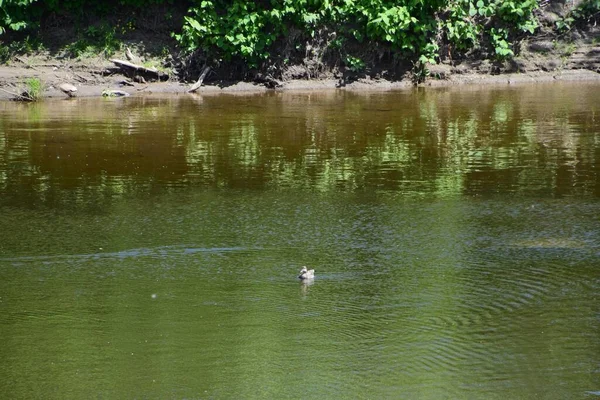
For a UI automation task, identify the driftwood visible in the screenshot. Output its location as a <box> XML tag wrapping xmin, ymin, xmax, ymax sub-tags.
<box><xmin>188</xmin><ymin>66</ymin><xmax>211</xmax><ymax>93</ymax></box>
<box><xmin>73</xmin><ymin>72</ymin><xmax>91</xmax><ymax>83</ymax></box>
<box><xmin>109</xmin><ymin>59</ymin><xmax>168</xmax><ymax>81</ymax></box>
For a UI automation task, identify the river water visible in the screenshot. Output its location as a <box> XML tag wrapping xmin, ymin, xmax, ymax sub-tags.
<box><xmin>0</xmin><ymin>83</ymin><xmax>598</xmax><ymax>399</ymax></box>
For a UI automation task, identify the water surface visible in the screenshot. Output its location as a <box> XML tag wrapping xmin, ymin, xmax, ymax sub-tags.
<box><xmin>0</xmin><ymin>83</ymin><xmax>599</xmax><ymax>399</ymax></box>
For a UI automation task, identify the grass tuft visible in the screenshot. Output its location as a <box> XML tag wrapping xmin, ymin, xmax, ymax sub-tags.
<box><xmin>22</xmin><ymin>78</ymin><xmax>44</xmax><ymax>101</ymax></box>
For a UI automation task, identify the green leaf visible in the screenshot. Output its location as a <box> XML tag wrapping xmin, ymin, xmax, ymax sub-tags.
<box><xmin>185</xmin><ymin>17</ymin><xmax>204</xmax><ymax>33</ymax></box>
<box><xmin>469</xmin><ymin>4</ymin><xmax>477</xmax><ymax>16</ymax></box>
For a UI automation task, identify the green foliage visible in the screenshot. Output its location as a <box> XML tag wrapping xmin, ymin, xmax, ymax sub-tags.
<box><xmin>344</xmin><ymin>55</ymin><xmax>365</xmax><ymax>72</ymax></box>
<box><xmin>22</xmin><ymin>77</ymin><xmax>43</xmax><ymax>101</ymax></box>
<box><xmin>489</xmin><ymin>27</ymin><xmax>514</xmax><ymax>59</ymax></box>
<box><xmin>419</xmin><ymin>42</ymin><xmax>439</xmax><ymax>65</ymax></box>
<box><xmin>0</xmin><ymin>0</ymin><xmax>40</xmax><ymax>34</ymax></box>
<box><xmin>175</xmin><ymin>0</ymin><xmax>446</xmax><ymax>68</ymax></box>
<box><xmin>64</xmin><ymin>23</ymin><xmax>123</xmax><ymax>58</ymax></box>
<box><xmin>0</xmin><ymin>44</ymin><xmax>9</xmax><ymax>61</ymax></box>
<box><xmin>444</xmin><ymin>3</ymin><xmax>480</xmax><ymax>51</ymax></box>
<box><xmin>442</xmin><ymin>0</ymin><xmax>538</xmax><ymax>60</ymax></box>
<box><xmin>176</xmin><ymin>0</ymin><xmax>540</xmax><ymax>69</ymax></box>
<box><xmin>0</xmin><ymin>0</ymin><xmax>543</xmax><ymax>73</ymax></box>
<box><xmin>0</xmin><ymin>34</ymin><xmax>41</xmax><ymax>62</ymax></box>
<box><xmin>412</xmin><ymin>61</ymin><xmax>429</xmax><ymax>83</ymax></box>
<box><xmin>556</xmin><ymin>0</ymin><xmax>600</xmax><ymax>32</ymax></box>
<box><xmin>174</xmin><ymin>0</ymin><xmax>282</xmax><ymax>68</ymax></box>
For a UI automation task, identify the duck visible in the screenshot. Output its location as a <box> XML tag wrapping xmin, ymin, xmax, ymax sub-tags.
<box><xmin>298</xmin><ymin>266</ymin><xmax>315</xmax><ymax>280</ymax></box>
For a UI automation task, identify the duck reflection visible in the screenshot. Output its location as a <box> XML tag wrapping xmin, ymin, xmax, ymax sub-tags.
<box><xmin>300</xmin><ymin>276</ymin><xmax>314</xmax><ymax>297</ymax></box>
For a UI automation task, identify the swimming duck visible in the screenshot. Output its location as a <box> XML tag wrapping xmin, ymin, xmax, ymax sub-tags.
<box><xmin>298</xmin><ymin>266</ymin><xmax>315</xmax><ymax>280</ymax></box>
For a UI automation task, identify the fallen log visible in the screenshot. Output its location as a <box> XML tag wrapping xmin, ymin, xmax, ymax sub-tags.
<box><xmin>109</xmin><ymin>59</ymin><xmax>169</xmax><ymax>81</ymax></box>
<box><xmin>188</xmin><ymin>65</ymin><xmax>211</xmax><ymax>93</ymax></box>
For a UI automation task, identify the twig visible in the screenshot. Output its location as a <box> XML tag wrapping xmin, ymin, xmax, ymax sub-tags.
<box><xmin>17</xmin><ymin>61</ymin><xmax>41</xmax><ymax>72</ymax></box>
<box><xmin>73</xmin><ymin>72</ymin><xmax>90</xmax><ymax>82</ymax></box>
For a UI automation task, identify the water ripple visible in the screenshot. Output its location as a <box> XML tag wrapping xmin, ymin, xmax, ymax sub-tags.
<box><xmin>0</xmin><ymin>245</ymin><xmax>265</xmax><ymax>264</ymax></box>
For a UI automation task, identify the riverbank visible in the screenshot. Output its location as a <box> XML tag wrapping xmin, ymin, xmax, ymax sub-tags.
<box><xmin>1</xmin><ymin>2</ymin><xmax>599</xmax><ymax>100</ymax></box>
<box><xmin>1</xmin><ymin>62</ymin><xmax>599</xmax><ymax>101</ymax></box>
<box><xmin>1</xmin><ymin>37</ymin><xmax>599</xmax><ymax>100</ymax></box>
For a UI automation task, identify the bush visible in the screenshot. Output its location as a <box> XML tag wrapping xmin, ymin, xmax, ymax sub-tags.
<box><xmin>442</xmin><ymin>0</ymin><xmax>538</xmax><ymax>60</ymax></box>
<box><xmin>1</xmin><ymin>0</ymin><xmax>543</xmax><ymax>71</ymax></box>
<box><xmin>175</xmin><ymin>1</ymin><xmax>447</xmax><ymax>67</ymax></box>
<box><xmin>175</xmin><ymin>0</ymin><xmax>540</xmax><ymax>69</ymax></box>
<box><xmin>0</xmin><ymin>0</ymin><xmax>40</xmax><ymax>34</ymax></box>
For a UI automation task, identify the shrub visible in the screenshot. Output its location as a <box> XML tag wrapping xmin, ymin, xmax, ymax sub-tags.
<box><xmin>175</xmin><ymin>0</ymin><xmax>541</xmax><ymax>69</ymax></box>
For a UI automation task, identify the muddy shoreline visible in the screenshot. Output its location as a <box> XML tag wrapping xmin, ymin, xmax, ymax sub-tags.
<box><xmin>1</xmin><ymin>55</ymin><xmax>599</xmax><ymax>101</ymax></box>
<box><xmin>1</xmin><ymin>68</ymin><xmax>600</xmax><ymax>101</ymax></box>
